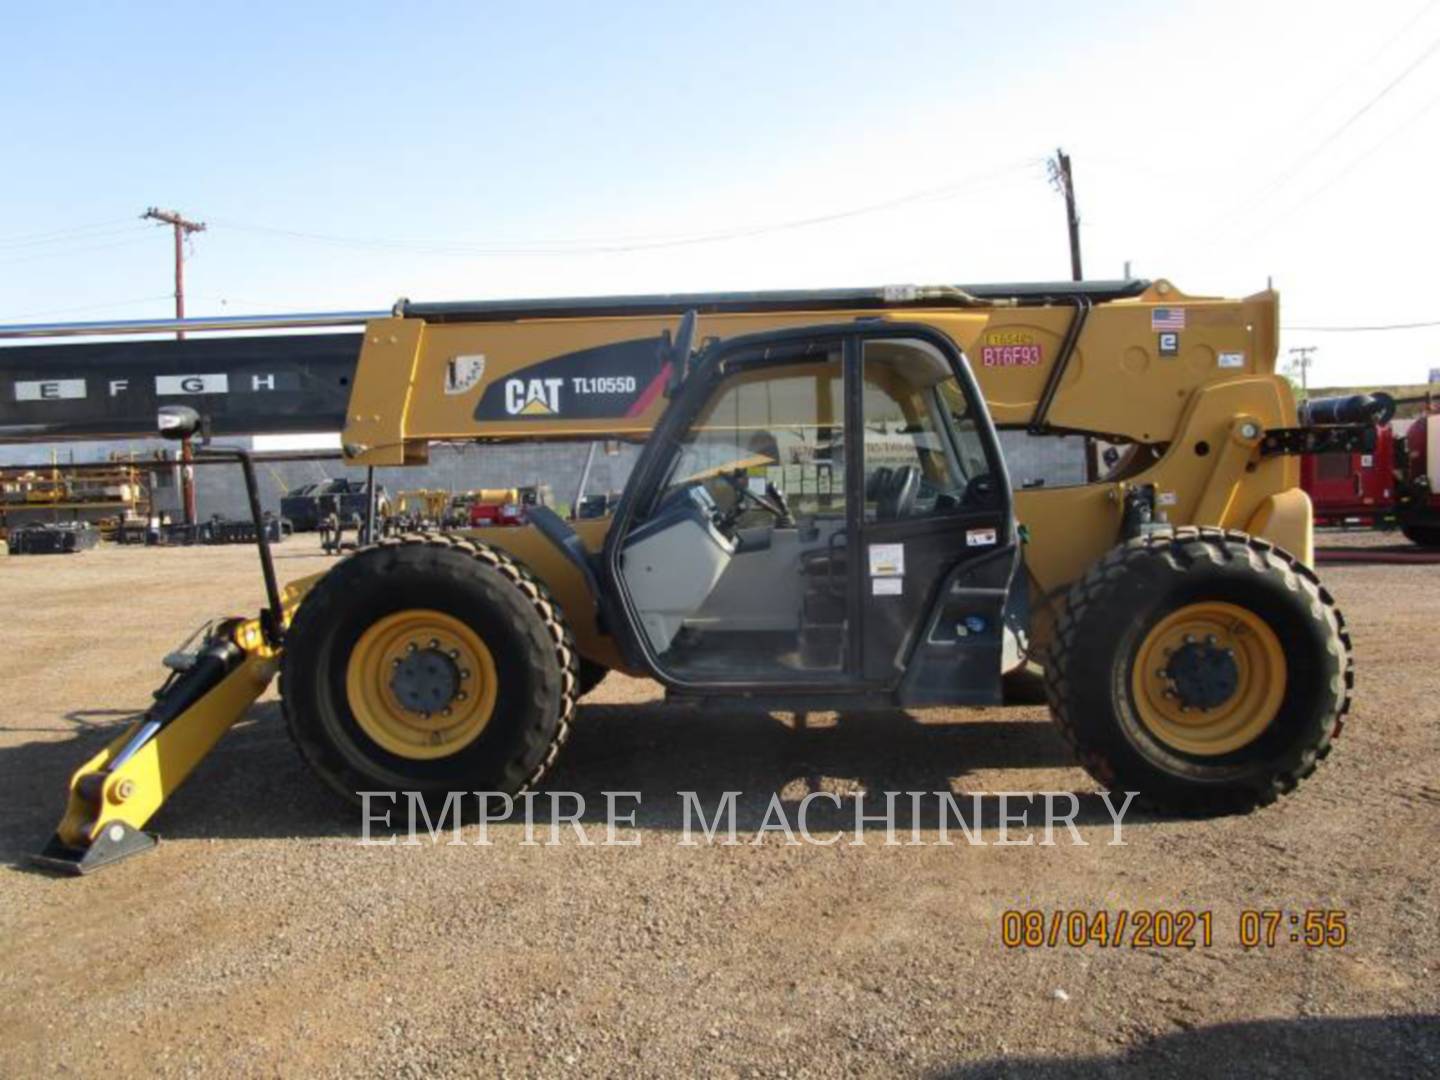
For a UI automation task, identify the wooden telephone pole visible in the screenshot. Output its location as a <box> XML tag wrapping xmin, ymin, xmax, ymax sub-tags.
<box><xmin>141</xmin><ymin>207</ymin><xmax>206</xmax><ymax>339</ymax></box>
<box><xmin>1047</xmin><ymin>149</ymin><xmax>1083</xmax><ymax>282</ymax></box>
<box><xmin>142</xmin><ymin>207</ymin><xmax>207</xmax><ymax>525</ymax></box>
<box><xmin>1287</xmin><ymin>345</ymin><xmax>1318</xmax><ymax>398</ymax></box>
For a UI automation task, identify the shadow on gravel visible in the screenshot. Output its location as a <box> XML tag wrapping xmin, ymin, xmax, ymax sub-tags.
<box><xmin>933</xmin><ymin>1013</ymin><xmax>1440</xmax><ymax>1079</ymax></box>
<box><xmin>0</xmin><ymin>695</ymin><xmax>1152</xmax><ymax>865</ymax></box>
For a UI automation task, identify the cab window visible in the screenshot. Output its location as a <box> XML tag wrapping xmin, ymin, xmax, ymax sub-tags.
<box><xmin>861</xmin><ymin>338</ymin><xmax>990</xmax><ymax>521</ymax></box>
<box><xmin>655</xmin><ymin>354</ymin><xmax>846</xmax><ymax>523</ymax></box>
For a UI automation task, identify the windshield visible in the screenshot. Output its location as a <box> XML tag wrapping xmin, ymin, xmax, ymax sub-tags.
<box><xmin>653</xmin><ymin>355</ymin><xmax>844</xmax><ymax>520</ymax></box>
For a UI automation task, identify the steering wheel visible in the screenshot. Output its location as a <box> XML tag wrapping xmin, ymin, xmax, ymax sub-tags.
<box><xmin>876</xmin><ymin>465</ymin><xmax>920</xmax><ymax>521</ymax></box>
<box><xmin>717</xmin><ymin>472</ymin><xmax>792</xmax><ymax>529</ymax></box>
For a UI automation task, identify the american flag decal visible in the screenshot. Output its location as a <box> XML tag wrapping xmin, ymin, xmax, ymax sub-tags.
<box><xmin>1151</xmin><ymin>307</ymin><xmax>1186</xmax><ymax>330</ymax></box>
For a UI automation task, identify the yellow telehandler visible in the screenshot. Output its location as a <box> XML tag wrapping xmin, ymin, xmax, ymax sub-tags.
<box><xmin>24</xmin><ymin>278</ymin><xmax>1373</xmax><ymax>872</ymax></box>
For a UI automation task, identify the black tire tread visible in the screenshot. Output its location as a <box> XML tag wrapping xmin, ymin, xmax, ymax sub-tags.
<box><xmin>1043</xmin><ymin>526</ymin><xmax>1353</xmax><ymax>814</ymax></box>
<box><xmin>280</xmin><ymin>531</ymin><xmax>578</xmax><ymax>802</ymax></box>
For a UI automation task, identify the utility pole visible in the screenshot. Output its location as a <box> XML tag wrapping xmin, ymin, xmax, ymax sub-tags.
<box><xmin>1047</xmin><ymin>148</ymin><xmax>1083</xmax><ymax>282</ymax></box>
<box><xmin>1287</xmin><ymin>346</ymin><xmax>1318</xmax><ymax>397</ymax></box>
<box><xmin>141</xmin><ymin>207</ymin><xmax>206</xmax><ymax>340</ymax></box>
<box><xmin>142</xmin><ymin>207</ymin><xmax>207</xmax><ymax>527</ymax></box>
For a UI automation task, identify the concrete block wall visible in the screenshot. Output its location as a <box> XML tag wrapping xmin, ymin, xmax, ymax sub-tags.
<box><xmin>3</xmin><ymin>432</ymin><xmax>1087</xmax><ymax>524</ymax></box>
<box><xmin>221</xmin><ymin>441</ymin><xmax>644</xmax><ymax>522</ymax></box>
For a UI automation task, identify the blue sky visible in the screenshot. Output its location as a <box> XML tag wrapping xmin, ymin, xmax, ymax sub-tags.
<box><xmin>3</xmin><ymin>0</ymin><xmax>1438</xmax><ymax>386</ymax></box>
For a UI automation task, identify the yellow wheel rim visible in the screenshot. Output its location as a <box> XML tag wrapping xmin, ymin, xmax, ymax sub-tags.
<box><xmin>1131</xmin><ymin>601</ymin><xmax>1286</xmax><ymax>757</ymax></box>
<box><xmin>345</xmin><ymin>609</ymin><xmax>498</xmax><ymax>760</ymax></box>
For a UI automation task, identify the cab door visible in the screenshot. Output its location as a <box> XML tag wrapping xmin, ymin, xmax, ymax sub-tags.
<box><xmin>602</xmin><ymin>322</ymin><xmax>1016</xmax><ymax>705</ymax></box>
<box><xmin>603</xmin><ymin>330</ymin><xmax>858</xmax><ymax>691</ymax></box>
<box><xmin>852</xmin><ymin>333</ymin><xmax>1018</xmax><ymax>705</ymax></box>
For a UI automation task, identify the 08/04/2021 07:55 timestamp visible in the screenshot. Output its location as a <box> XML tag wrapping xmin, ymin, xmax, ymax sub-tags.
<box><xmin>999</xmin><ymin>909</ymin><xmax>1350</xmax><ymax>950</ymax></box>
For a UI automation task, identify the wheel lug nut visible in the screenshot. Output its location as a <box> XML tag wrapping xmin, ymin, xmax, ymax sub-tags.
<box><xmin>428</xmin><ymin>638</ymin><xmax>439</xmax><ymax>649</ymax></box>
<box><xmin>457</xmin><ymin>691</ymin><xmax>468</xmax><ymax>701</ymax></box>
<box><xmin>407</xmin><ymin>643</ymin><xmax>418</xmax><ymax>653</ymax></box>
<box><xmin>449</xmin><ymin>648</ymin><xmax>460</xmax><ymax>659</ymax></box>
<box><xmin>460</xmin><ymin>669</ymin><xmax>470</xmax><ymax>680</ymax></box>
<box><xmin>443</xmin><ymin>707</ymin><xmax>453</xmax><ymax>717</ymax></box>
<box><xmin>1157</xmin><ymin>669</ymin><xmax>1170</xmax><ymax>679</ymax></box>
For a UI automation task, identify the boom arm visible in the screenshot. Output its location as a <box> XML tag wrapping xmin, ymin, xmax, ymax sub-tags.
<box><xmin>340</xmin><ymin>280</ymin><xmax>1283</xmax><ymax>463</ymax></box>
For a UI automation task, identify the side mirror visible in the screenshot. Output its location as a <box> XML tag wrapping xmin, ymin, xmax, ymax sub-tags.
<box><xmin>157</xmin><ymin>405</ymin><xmax>202</xmax><ymax>441</ymax></box>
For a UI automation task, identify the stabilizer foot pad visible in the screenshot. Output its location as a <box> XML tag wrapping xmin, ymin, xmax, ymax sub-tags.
<box><xmin>31</xmin><ymin>822</ymin><xmax>158</xmax><ymax>876</ymax></box>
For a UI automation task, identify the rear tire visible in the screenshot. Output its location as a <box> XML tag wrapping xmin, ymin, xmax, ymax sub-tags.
<box><xmin>1401</xmin><ymin>524</ymin><xmax>1440</xmax><ymax>548</ymax></box>
<box><xmin>281</xmin><ymin>534</ymin><xmax>577</xmax><ymax>811</ymax></box>
<box><xmin>1044</xmin><ymin>527</ymin><xmax>1352</xmax><ymax>815</ymax></box>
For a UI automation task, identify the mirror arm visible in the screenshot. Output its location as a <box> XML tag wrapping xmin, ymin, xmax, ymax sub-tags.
<box><xmin>156</xmin><ymin>407</ymin><xmax>283</xmax><ymax>646</ymax></box>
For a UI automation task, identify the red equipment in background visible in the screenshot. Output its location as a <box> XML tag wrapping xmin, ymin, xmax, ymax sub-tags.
<box><xmin>465</xmin><ymin>485</ymin><xmax>547</xmax><ymax>528</ymax></box>
<box><xmin>1302</xmin><ymin>424</ymin><xmax>1397</xmax><ymax>528</ymax></box>
<box><xmin>469</xmin><ymin>498</ymin><xmax>526</xmax><ymax>527</ymax></box>
<box><xmin>1300</xmin><ymin>392</ymin><xmax>1440</xmax><ymax>547</ymax></box>
<box><xmin>1398</xmin><ymin>411</ymin><xmax>1440</xmax><ymax>547</ymax></box>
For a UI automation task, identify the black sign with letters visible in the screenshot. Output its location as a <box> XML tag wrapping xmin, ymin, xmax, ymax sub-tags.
<box><xmin>0</xmin><ymin>333</ymin><xmax>362</xmax><ymax>441</ymax></box>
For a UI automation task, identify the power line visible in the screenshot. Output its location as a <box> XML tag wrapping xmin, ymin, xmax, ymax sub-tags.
<box><xmin>1255</xmin><ymin>31</ymin><xmax>1440</xmax><ymax>195</ymax></box>
<box><xmin>0</xmin><ymin>294</ymin><xmax>173</xmax><ymax>322</ymax></box>
<box><xmin>1190</xmin><ymin>25</ymin><xmax>1440</xmax><ymax>247</ymax></box>
<box><xmin>0</xmin><ymin>219</ymin><xmax>139</xmax><ymax>249</ymax></box>
<box><xmin>1283</xmin><ymin>319</ymin><xmax>1440</xmax><ymax>332</ymax></box>
<box><xmin>0</xmin><ymin>233</ymin><xmax>155</xmax><ymax>267</ymax></box>
<box><xmin>210</xmin><ymin>161</ymin><xmax>1039</xmax><ymax>258</ymax></box>
<box><xmin>0</xmin><ymin>224</ymin><xmax>150</xmax><ymax>252</ymax></box>
<box><xmin>1282</xmin><ymin>0</ymin><xmax>1439</xmax><ymax>135</ymax></box>
<box><xmin>1244</xmin><ymin>85</ymin><xmax>1440</xmax><ymax>245</ymax></box>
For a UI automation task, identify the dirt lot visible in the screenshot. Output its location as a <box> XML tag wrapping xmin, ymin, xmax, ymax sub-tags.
<box><xmin>0</xmin><ymin>531</ymin><xmax>1437</xmax><ymax>1077</ymax></box>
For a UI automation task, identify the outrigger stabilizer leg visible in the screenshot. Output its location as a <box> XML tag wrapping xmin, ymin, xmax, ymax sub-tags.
<box><xmin>33</xmin><ymin>405</ymin><xmax>301</xmax><ymax>874</ymax></box>
<box><xmin>33</xmin><ymin>622</ymin><xmax>280</xmax><ymax>873</ymax></box>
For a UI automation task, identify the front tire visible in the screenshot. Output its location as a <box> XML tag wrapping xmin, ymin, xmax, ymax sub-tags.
<box><xmin>1044</xmin><ymin>528</ymin><xmax>1352</xmax><ymax>815</ymax></box>
<box><xmin>281</xmin><ymin>534</ymin><xmax>577</xmax><ymax>810</ymax></box>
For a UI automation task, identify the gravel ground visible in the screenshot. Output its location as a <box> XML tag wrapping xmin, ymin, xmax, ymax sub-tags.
<box><xmin>0</xmin><ymin>531</ymin><xmax>1436</xmax><ymax>1077</ymax></box>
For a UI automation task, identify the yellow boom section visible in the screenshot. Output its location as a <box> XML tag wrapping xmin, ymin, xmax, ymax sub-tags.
<box><xmin>342</xmin><ymin>280</ymin><xmax>1281</xmax><ymax>460</ymax></box>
